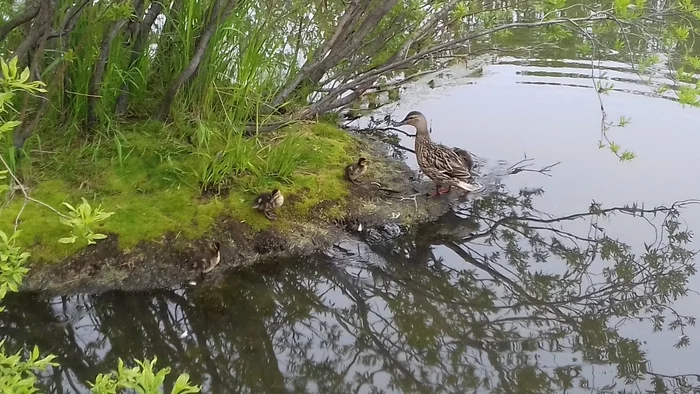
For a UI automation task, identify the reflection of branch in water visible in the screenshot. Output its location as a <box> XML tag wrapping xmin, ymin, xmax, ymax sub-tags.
<box><xmin>5</xmin><ymin>184</ymin><xmax>700</xmax><ymax>393</ymax></box>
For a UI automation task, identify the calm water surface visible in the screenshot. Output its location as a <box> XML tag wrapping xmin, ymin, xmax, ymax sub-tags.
<box><xmin>4</xmin><ymin>57</ymin><xmax>700</xmax><ymax>393</ymax></box>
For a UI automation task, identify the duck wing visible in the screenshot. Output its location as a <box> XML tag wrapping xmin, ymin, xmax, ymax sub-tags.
<box><xmin>430</xmin><ymin>144</ymin><xmax>473</xmax><ymax>182</ymax></box>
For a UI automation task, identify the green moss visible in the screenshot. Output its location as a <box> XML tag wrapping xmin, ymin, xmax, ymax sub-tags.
<box><xmin>1</xmin><ymin>121</ymin><xmax>363</xmax><ymax>263</ymax></box>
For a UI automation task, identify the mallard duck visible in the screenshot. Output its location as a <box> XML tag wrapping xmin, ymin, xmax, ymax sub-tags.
<box><xmin>434</xmin><ymin>146</ymin><xmax>475</xmax><ymax>192</ymax></box>
<box><xmin>253</xmin><ymin>189</ymin><xmax>284</xmax><ymax>220</ymax></box>
<box><xmin>394</xmin><ymin>111</ymin><xmax>479</xmax><ymax>197</ymax></box>
<box><xmin>193</xmin><ymin>241</ymin><xmax>221</xmax><ymax>273</ymax></box>
<box><xmin>345</xmin><ymin>157</ymin><xmax>368</xmax><ymax>184</ymax></box>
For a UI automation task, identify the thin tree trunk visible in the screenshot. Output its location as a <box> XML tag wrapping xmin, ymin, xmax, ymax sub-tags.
<box><xmin>0</xmin><ymin>0</ymin><xmax>41</xmax><ymax>42</ymax></box>
<box><xmin>115</xmin><ymin>1</ymin><xmax>164</xmax><ymax>116</ymax></box>
<box><xmin>154</xmin><ymin>0</ymin><xmax>237</xmax><ymax>122</ymax></box>
<box><xmin>11</xmin><ymin>0</ymin><xmax>55</xmax><ymax>150</ymax></box>
<box><xmin>86</xmin><ymin>18</ymin><xmax>128</xmax><ymax>129</ymax></box>
<box><xmin>12</xmin><ymin>0</ymin><xmax>51</xmax><ymax>64</ymax></box>
<box><xmin>47</xmin><ymin>0</ymin><xmax>91</xmax><ymax>40</ymax></box>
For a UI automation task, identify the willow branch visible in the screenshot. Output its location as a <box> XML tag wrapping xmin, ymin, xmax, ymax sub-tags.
<box><xmin>0</xmin><ymin>0</ymin><xmax>41</xmax><ymax>42</ymax></box>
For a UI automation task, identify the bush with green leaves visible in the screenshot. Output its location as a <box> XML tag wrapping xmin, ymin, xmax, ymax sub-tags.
<box><xmin>0</xmin><ymin>58</ymin><xmax>201</xmax><ymax>393</ymax></box>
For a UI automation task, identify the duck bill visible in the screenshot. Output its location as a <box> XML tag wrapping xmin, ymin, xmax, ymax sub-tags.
<box><xmin>392</xmin><ymin>117</ymin><xmax>409</xmax><ymax>127</ymax></box>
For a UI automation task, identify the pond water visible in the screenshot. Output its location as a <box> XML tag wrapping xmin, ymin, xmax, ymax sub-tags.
<box><xmin>4</xmin><ymin>56</ymin><xmax>700</xmax><ymax>393</ymax></box>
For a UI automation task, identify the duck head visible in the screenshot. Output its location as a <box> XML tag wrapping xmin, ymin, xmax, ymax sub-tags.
<box><xmin>393</xmin><ymin>111</ymin><xmax>429</xmax><ymax>133</ymax></box>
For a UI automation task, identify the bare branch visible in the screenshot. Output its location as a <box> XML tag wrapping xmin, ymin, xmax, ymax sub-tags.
<box><xmin>48</xmin><ymin>0</ymin><xmax>91</xmax><ymax>39</ymax></box>
<box><xmin>337</xmin><ymin>14</ymin><xmax>613</xmax><ymax>92</ymax></box>
<box><xmin>0</xmin><ymin>0</ymin><xmax>41</xmax><ymax>42</ymax></box>
<box><xmin>0</xmin><ymin>154</ymin><xmax>70</xmax><ymax>231</ymax></box>
<box><xmin>506</xmin><ymin>156</ymin><xmax>562</xmax><ymax>177</ymax></box>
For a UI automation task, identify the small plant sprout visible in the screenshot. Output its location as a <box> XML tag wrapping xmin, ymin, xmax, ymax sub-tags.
<box><xmin>58</xmin><ymin>198</ymin><xmax>115</xmax><ymax>245</ymax></box>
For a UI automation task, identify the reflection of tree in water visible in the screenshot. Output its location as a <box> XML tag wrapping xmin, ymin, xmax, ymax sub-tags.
<box><xmin>1</xmin><ymin>183</ymin><xmax>699</xmax><ymax>393</ymax></box>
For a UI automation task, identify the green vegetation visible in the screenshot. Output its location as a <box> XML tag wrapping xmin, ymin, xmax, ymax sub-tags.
<box><xmin>0</xmin><ymin>120</ymin><xmax>358</xmax><ymax>261</ymax></box>
<box><xmin>0</xmin><ymin>56</ymin><xmax>200</xmax><ymax>394</ymax></box>
<box><xmin>1</xmin><ymin>0</ymin><xmax>700</xmax><ymax>390</ymax></box>
<box><xmin>0</xmin><ymin>0</ymin><xmax>699</xmax><ymax>265</ymax></box>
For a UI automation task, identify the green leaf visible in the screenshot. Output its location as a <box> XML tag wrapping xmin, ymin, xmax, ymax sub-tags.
<box><xmin>19</xmin><ymin>67</ymin><xmax>30</xmax><ymax>83</ymax></box>
<box><xmin>0</xmin><ymin>58</ymin><xmax>8</xmax><ymax>79</ymax></box>
<box><xmin>58</xmin><ymin>236</ymin><xmax>77</xmax><ymax>244</ymax></box>
<box><xmin>171</xmin><ymin>374</ymin><xmax>201</xmax><ymax>394</ymax></box>
<box><xmin>0</xmin><ymin>120</ymin><xmax>22</xmax><ymax>134</ymax></box>
<box><xmin>8</xmin><ymin>56</ymin><xmax>18</xmax><ymax>79</ymax></box>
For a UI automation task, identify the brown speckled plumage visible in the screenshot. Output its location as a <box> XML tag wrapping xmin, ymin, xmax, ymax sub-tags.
<box><xmin>253</xmin><ymin>189</ymin><xmax>284</xmax><ymax>220</ymax></box>
<box><xmin>194</xmin><ymin>241</ymin><xmax>221</xmax><ymax>274</ymax></box>
<box><xmin>345</xmin><ymin>157</ymin><xmax>368</xmax><ymax>184</ymax></box>
<box><xmin>395</xmin><ymin>111</ymin><xmax>478</xmax><ymax>196</ymax></box>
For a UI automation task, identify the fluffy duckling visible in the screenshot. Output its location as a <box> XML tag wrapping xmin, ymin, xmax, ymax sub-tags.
<box><xmin>452</xmin><ymin>147</ymin><xmax>474</xmax><ymax>172</ymax></box>
<box><xmin>193</xmin><ymin>241</ymin><xmax>221</xmax><ymax>274</ymax></box>
<box><xmin>344</xmin><ymin>157</ymin><xmax>368</xmax><ymax>184</ymax></box>
<box><xmin>253</xmin><ymin>189</ymin><xmax>284</xmax><ymax>220</ymax></box>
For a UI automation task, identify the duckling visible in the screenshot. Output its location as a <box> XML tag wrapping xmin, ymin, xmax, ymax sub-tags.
<box><xmin>193</xmin><ymin>241</ymin><xmax>221</xmax><ymax>274</ymax></box>
<box><xmin>452</xmin><ymin>147</ymin><xmax>474</xmax><ymax>172</ymax></box>
<box><xmin>345</xmin><ymin>157</ymin><xmax>368</xmax><ymax>184</ymax></box>
<box><xmin>252</xmin><ymin>189</ymin><xmax>284</xmax><ymax>220</ymax></box>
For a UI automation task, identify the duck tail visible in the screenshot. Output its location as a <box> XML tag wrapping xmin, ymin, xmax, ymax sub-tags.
<box><xmin>453</xmin><ymin>180</ymin><xmax>481</xmax><ymax>192</ymax></box>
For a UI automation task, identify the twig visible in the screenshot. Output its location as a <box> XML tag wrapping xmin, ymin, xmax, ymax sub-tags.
<box><xmin>506</xmin><ymin>155</ymin><xmax>561</xmax><ymax>177</ymax></box>
<box><xmin>370</xmin><ymin>182</ymin><xmax>402</xmax><ymax>194</ymax></box>
<box><xmin>377</xmin><ymin>127</ymin><xmax>416</xmax><ymax>138</ymax></box>
<box><xmin>0</xmin><ymin>154</ymin><xmax>70</xmax><ymax>232</ymax></box>
<box><xmin>399</xmin><ymin>193</ymin><xmax>423</xmax><ymax>212</ymax></box>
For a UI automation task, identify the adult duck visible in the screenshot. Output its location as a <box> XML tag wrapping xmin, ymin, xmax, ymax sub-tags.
<box><xmin>394</xmin><ymin>111</ymin><xmax>479</xmax><ymax>196</ymax></box>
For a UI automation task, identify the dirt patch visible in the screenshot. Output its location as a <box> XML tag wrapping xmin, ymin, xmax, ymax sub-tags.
<box><xmin>21</xmin><ymin>132</ymin><xmax>472</xmax><ymax>295</ymax></box>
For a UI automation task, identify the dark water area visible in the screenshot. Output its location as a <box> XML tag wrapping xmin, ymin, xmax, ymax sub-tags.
<box><xmin>5</xmin><ymin>56</ymin><xmax>700</xmax><ymax>393</ymax></box>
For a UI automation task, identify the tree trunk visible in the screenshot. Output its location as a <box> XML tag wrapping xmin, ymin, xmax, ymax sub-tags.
<box><xmin>0</xmin><ymin>0</ymin><xmax>41</xmax><ymax>42</ymax></box>
<box><xmin>154</xmin><ymin>0</ymin><xmax>238</xmax><ymax>122</ymax></box>
<box><xmin>115</xmin><ymin>1</ymin><xmax>164</xmax><ymax>116</ymax></box>
<box><xmin>11</xmin><ymin>0</ymin><xmax>55</xmax><ymax>151</ymax></box>
<box><xmin>86</xmin><ymin>18</ymin><xmax>128</xmax><ymax>129</ymax></box>
<box><xmin>12</xmin><ymin>0</ymin><xmax>52</xmax><ymax>65</ymax></box>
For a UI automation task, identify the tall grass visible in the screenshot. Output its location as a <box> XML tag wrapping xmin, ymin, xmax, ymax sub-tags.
<box><xmin>3</xmin><ymin>0</ymin><xmax>355</xmax><ymax>203</ymax></box>
<box><xmin>189</xmin><ymin>123</ymin><xmax>329</xmax><ymax>194</ymax></box>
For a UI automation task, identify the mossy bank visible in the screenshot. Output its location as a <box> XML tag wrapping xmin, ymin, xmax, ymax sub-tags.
<box><xmin>3</xmin><ymin>121</ymin><xmax>461</xmax><ymax>294</ymax></box>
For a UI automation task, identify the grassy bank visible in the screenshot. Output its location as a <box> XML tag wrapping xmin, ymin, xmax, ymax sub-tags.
<box><xmin>1</xmin><ymin>120</ymin><xmax>364</xmax><ymax>263</ymax></box>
